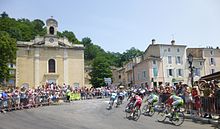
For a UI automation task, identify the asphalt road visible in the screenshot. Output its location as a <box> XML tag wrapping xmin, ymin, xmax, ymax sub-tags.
<box><xmin>0</xmin><ymin>99</ymin><xmax>215</xmax><ymax>129</ymax></box>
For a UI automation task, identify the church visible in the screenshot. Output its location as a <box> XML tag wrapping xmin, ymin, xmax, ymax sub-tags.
<box><xmin>16</xmin><ymin>17</ymin><xmax>84</xmax><ymax>88</ymax></box>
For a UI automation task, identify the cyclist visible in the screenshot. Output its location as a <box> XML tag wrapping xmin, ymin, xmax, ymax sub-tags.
<box><xmin>109</xmin><ymin>90</ymin><xmax>118</xmax><ymax>107</ymax></box>
<box><xmin>166</xmin><ymin>93</ymin><xmax>184</xmax><ymax>117</ymax></box>
<box><xmin>127</xmin><ymin>90</ymin><xmax>143</xmax><ymax>117</ymax></box>
<box><xmin>170</xmin><ymin>93</ymin><xmax>184</xmax><ymax>109</ymax></box>
<box><xmin>117</xmin><ymin>90</ymin><xmax>125</xmax><ymax>104</ymax></box>
<box><xmin>146</xmin><ymin>90</ymin><xmax>159</xmax><ymax>106</ymax></box>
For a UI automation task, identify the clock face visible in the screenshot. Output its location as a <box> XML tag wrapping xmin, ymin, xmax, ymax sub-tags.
<box><xmin>49</xmin><ymin>38</ymin><xmax>54</xmax><ymax>43</ymax></box>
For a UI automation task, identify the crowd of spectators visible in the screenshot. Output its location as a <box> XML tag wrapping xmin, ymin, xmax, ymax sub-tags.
<box><xmin>2</xmin><ymin>80</ymin><xmax>220</xmax><ymax>118</ymax></box>
<box><xmin>0</xmin><ymin>83</ymin><xmax>113</xmax><ymax>113</ymax></box>
<box><xmin>152</xmin><ymin>80</ymin><xmax>220</xmax><ymax>118</ymax></box>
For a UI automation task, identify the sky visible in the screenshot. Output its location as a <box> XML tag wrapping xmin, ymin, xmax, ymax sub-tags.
<box><xmin>1</xmin><ymin>0</ymin><xmax>220</xmax><ymax>53</ymax></box>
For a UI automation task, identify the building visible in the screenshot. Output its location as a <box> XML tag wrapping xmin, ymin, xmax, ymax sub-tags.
<box><xmin>124</xmin><ymin>57</ymin><xmax>141</xmax><ymax>87</ymax></box>
<box><xmin>16</xmin><ymin>17</ymin><xmax>84</xmax><ymax>88</ymax></box>
<box><xmin>134</xmin><ymin>55</ymin><xmax>163</xmax><ymax>89</ymax></box>
<box><xmin>187</xmin><ymin>47</ymin><xmax>220</xmax><ymax>81</ymax></box>
<box><xmin>112</xmin><ymin>67</ymin><xmax>126</xmax><ymax>87</ymax></box>
<box><xmin>141</xmin><ymin>39</ymin><xmax>187</xmax><ymax>87</ymax></box>
<box><xmin>84</xmin><ymin>66</ymin><xmax>92</xmax><ymax>88</ymax></box>
<box><xmin>7</xmin><ymin>63</ymin><xmax>16</xmax><ymax>87</ymax></box>
<box><xmin>112</xmin><ymin>39</ymin><xmax>220</xmax><ymax>88</ymax></box>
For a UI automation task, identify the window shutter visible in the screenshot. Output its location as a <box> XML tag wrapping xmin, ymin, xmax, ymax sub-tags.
<box><xmin>182</xmin><ymin>69</ymin><xmax>184</xmax><ymax>77</ymax></box>
<box><xmin>176</xmin><ymin>57</ymin><xmax>178</xmax><ymax>64</ymax></box>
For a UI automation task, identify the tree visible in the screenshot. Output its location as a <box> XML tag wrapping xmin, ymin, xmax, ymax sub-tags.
<box><xmin>121</xmin><ymin>47</ymin><xmax>143</xmax><ymax>63</ymax></box>
<box><xmin>104</xmin><ymin>52</ymin><xmax>123</xmax><ymax>67</ymax></box>
<box><xmin>81</xmin><ymin>37</ymin><xmax>105</xmax><ymax>61</ymax></box>
<box><xmin>81</xmin><ymin>37</ymin><xmax>92</xmax><ymax>47</ymax></box>
<box><xmin>89</xmin><ymin>56</ymin><xmax>112</xmax><ymax>88</ymax></box>
<box><xmin>0</xmin><ymin>31</ymin><xmax>17</xmax><ymax>84</ymax></box>
<box><xmin>59</xmin><ymin>30</ymin><xmax>80</xmax><ymax>44</ymax></box>
<box><xmin>0</xmin><ymin>12</ymin><xmax>8</xmax><ymax>18</ymax></box>
<box><xmin>0</xmin><ymin>12</ymin><xmax>145</xmax><ymax>71</ymax></box>
<box><xmin>32</xmin><ymin>19</ymin><xmax>46</xmax><ymax>36</ymax></box>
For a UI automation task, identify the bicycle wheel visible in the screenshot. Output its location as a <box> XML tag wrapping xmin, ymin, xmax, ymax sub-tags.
<box><xmin>133</xmin><ymin>108</ymin><xmax>141</xmax><ymax>121</ymax></box>
<box><xmin>148</xmin><ymin>106</ymin><xmax>155</xmax><ymax>116</ymax></box>
<box><xmin>108</xmin><ymin>100</ymin><xmax>113</xmax><ymax>109</ymax></box>
<box><xmin>142</xmin><ymin>105</ymin><xmax>149</xmax><ymax>115</ymax></box>
<box><xmin>125</xmin><ymin>106</ymin><xmax>132</xmax><ymax>118</ymax></box>
<box><xmin>172</xmin><ymin>112</ymin><xmax>185</xmax><ymax>126</ymax></box>
<box><xmin>156</xmin><ymin>110</ymin><xmax>166</xmax><ymax>122</ymax></box>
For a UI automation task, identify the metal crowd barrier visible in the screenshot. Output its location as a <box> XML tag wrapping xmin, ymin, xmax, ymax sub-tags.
<box><xmin>190</xmin><ymin>96</ymin><xmax>220</xmax><ymax>116</ymax></box>
<box><xmin>0</xmin><ymin>91</ymin><xmax>112</xmax><ymax>113</ymax></box>
<box><xmin>0</xmin><ymin>95</ymin><xmax>64</xmax><ymax>112</ymax></box>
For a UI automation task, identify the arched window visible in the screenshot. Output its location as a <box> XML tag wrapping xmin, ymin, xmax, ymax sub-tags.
<box><xmin>49</xmin><ymin>26</ymin><xmax>54</xmax><ymax>35</ymax></box>
<box><xmin>48</xmin><ymin>59</ymin><xmax>55</xmax><ymax>73</ymax></box>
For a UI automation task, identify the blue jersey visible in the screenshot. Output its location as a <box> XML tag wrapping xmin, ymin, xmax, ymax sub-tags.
<box><xmin>118</xmin><ymin>92</ymin><xmax>124</xmax><ymax>97</ymax></box>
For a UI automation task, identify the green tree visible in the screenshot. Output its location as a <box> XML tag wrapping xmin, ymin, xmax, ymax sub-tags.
<box><xmin>81</xmin><ymin>37</ymin><xmax>105</xmax><ymax>61</ymax></box>
<box><xmin>104</xmin><ymin>52</ymin><xmax>123</xmax><ymax>67</ymax></box>
<box><xmin>0</xmin><ymin>12</ymin><xmax>8</xmax><ymax>18</ymax></box>
<box><xmin>121</xmin><ymin>47</ymin><xmax>143</xmax><ymax>63</ymax></box>
<box><xmin>59</xmin><ymin>30</ymin><xmax>80</xmax><ymax>44</ymax></box>
<box><xmin>89</xmin><ymin>56</ymin><xmax>112</xmax><ymax>88</ymax></box>
<box><xmin>32</xmin><ymin>19</ymin><xmax>46</xmax><ymax>36</ymax></box>
<box><xmin>0</xmin><ymin>31</ymin><xmax>17</xmax><ymax>83</ymax></box>
<box><xmin>0</xmin><ymin>13</ymin><xmax>46</xmax><ymax>41</ymax></box>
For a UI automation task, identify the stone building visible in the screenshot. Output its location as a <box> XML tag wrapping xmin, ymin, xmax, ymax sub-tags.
<box><xmin>131</xmin><ymin>39</ymin><xmax>187</xmax><ymax>88</ymax></box>
<box><xmin>186</xmin><ymin>47</ymin><xmax>220</xmax><ymax>81</ymax></box>
<box><xmin>112</xmin><ymin>67</ymin><xmax>126</xmax><ymax>87</ymax></box>
<box><xmin>16</xmin><ymin>18</ymin><xmax>84</xmax><ymax>88</ymax></box>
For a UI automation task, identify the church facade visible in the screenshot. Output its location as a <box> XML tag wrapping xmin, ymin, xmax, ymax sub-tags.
<box><xmin>16</xmin><ymin>18</ymin><xmax>84</xmax><ymax>88</ymax></box>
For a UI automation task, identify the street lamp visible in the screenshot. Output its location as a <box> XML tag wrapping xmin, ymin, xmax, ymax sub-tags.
<box><xmin>187</xmin><ymin>53</ymin><xmax>194</xmax><ymax>87</ymax></box>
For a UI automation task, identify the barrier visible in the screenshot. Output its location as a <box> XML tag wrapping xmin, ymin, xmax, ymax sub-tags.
<box><xmin>190</xmin><ymin>96</ymin><xmax>220</xmax><ymax>117</ymax></box>
<box><xmin>0</xmin><ymin>90</ymin><xmax>110</xmax><ymax>113</ymax></box>
<box><xmin>70</xmin><ymin>93</ymin><xmax>81</xmax><ymax>101</ymax></box>
<box><xmin>0</xmin><ymin>95</ymin><xmax>63</xmax><ymax>112</ymax></box>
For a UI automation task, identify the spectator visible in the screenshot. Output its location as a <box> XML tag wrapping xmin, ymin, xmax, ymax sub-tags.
<box><xmin>201</xmin><ymin>83</ymin><xmax>213</xmax><ymax>118</ymax></box>
<box><xmin>184</xmin><ymin>85</ymin><xmax>192</xmax><ymax>114</ymax></box>
<box><xmin>1</xmin><ymin>90</ymin><xmax>8</xmax><ymax>113</ymax></box>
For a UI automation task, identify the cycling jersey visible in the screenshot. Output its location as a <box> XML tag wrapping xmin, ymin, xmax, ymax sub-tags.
<box><xmin>110</xmin><ymin>93</ymin><xmax>117</xmax><ymax>101</ymax></box>
<box><xmin>147</xmin><ymin>93</ymin><xmax>159</xmax><ymax>105</ymax></box>
<box><xmin>118</xmin><ymin>92</ymin><xmax>124</xmax><ymax>97</ymax></box>
<box><xmin>170</xmin><ymin>95</ymin><xmax>182</xmax><ymax>101</ymax></box>
<box><xmin>170</xmin><ymin>95</ymin><xmax>184</xmax><ymax>108</ymax></box>
<box><xmin>134</xmin><ymin>95</ymin><xmax>142</xmax><ymax>108</ymax></box>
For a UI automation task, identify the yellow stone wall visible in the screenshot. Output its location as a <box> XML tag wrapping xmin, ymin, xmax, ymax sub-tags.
<box><xmin>16</xmin><ymin>46</ymin><xmax>84</xmax><ymax>88</ymax></box>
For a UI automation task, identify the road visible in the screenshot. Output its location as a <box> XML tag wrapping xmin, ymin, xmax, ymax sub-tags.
<box><xmin>0</xmin><ymin>99</ymin><xmax>214</xmax><ymax>129</ymax></box>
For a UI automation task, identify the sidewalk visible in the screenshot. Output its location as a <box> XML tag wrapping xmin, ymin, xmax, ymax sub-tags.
<box><xmin>185</xmin><ymin>113</ymin><xmax>219</xmax><ymax>127</ymax></box>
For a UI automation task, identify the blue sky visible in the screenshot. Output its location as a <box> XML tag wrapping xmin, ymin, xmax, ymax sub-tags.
<box><xmin>1</xmin><ymin>0</ymin><xmax>220</xmax><ymax>53</ymax></box>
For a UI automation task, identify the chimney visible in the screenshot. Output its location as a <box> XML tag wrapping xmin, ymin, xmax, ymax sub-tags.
<box><xmin>152</xmin><ymin>39</ymin><xmax>156</xmax><ymax>45</ymax></box>
<box><xmin>171</xmin><ymin>40</ymin><xmax>175</xmax><ymax>45</ymax></box>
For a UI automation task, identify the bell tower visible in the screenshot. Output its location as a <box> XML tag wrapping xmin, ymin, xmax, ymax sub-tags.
<box><xmin>46</xmin><ymin>16</ymin><xmax>58</xmax><ymax>36</ymax></box>
<box><xmin>45</xmin><ymin>16</ymin><xmax>59</xmax><ymax>46</ymax></box>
